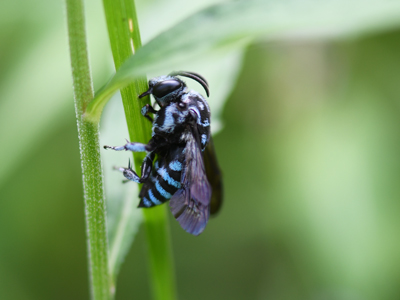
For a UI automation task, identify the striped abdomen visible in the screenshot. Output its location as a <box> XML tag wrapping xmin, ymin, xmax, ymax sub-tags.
<box><xmin>138</xmin><ymin>146</ymin><xmax>184</xmax><ymax>208</ymax></box>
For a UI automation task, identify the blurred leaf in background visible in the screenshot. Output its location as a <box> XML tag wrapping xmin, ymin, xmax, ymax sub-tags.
<box><xmin>1</xmin><ymin>0</ymin><xmax>400</xmax><ymax>299</ymax></box>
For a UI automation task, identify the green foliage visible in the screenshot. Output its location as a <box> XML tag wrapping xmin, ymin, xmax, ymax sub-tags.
<box><xmin>86</xmin><ymin>0</ymin><xmax>400</xmax><ymax>123</ymax></box>
<box><xmin>3</xmin><ymin>0</ymin><xmax>400</xmax><ymax>299</ymax></box>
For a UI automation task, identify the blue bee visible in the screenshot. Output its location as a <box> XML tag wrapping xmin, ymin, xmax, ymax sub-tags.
<box><xmin>104</xmin><ymin>71</ymin><xmax>223</xmax><ymax>235</ymax></box>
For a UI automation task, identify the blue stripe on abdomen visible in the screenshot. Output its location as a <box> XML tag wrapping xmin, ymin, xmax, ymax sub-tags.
<box><xmin>148</xmin><ymin>189</ymin><xmax>163</xmax><ymax>205</ymax></box>
<box><xmin>157</xmin><ymin>167</ymin><xmax>181</xmax><ymax>188</ymax></box>
<box><xmin>158</xmin><ymin>176</ymin><xmax>178</xmax><ymax>195</ymax></box>
<box><xmin>142</xmin><ymin>197</ymin><xmax>152</xmax><ymax>207</ymax></box>
<box><xmin>169</xmin><ymin>160</ymin><xmax>182</xmax><ymax>172</ymax></box>
<box><xmin>155</xmin><ymin>181</ymin><xmax>172</xmax><ymax>199</ymax></box>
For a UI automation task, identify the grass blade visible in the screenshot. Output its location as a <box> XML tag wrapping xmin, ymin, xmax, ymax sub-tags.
<box><xmin>65</xmin><ymin>0</ymin><xmax>111</xmax><ymax>299</ymax></box>
<box><xmin>102</xmin><ymin>0</ymin><xmax>177</xmax><ymax>298</ymax></box>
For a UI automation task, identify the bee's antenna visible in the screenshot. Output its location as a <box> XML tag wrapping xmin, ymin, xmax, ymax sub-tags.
<box><xmin>169</xmin><ymin>71</ymin><xmax>210</xmax><ymax>97</ymax></box>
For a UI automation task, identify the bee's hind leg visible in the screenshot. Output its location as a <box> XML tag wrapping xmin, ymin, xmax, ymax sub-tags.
<box><xmin>114</xmin><ymin>160</ymin><xmax>141</xmax><ymax>183</ymax></box>
<box><xmin>114</xmin><ymin>159</ymin><xmax>146</xmax><ymax>183</ymax></box>
<box><xmin>115</xmin><ymin>153</ymin><xmax>155</xmax><ymax>183</ymax></box>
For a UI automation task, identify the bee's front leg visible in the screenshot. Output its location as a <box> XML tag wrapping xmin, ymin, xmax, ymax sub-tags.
<box><xmin>141</xmin><ymin>104</ymin><xmax>157</xmax><ymax>123</ymax></box>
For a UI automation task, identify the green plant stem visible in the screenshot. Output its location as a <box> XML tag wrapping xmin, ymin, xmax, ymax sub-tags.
<box><xmin>102</xmin><ymin>0</ymin><xmax>177</xmax><ymax>299</ymax></box>
<box><xmin>66</xmin><ymin>0</ymin><xmax>111</xmax><ymax>299</ymax></box>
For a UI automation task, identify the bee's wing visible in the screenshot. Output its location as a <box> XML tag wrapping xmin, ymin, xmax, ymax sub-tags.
<box><xmin>169</xmin><ymin>129</ymin><xmax>211</xmax><ymax>236</ymax></box>
<box><xmin>203</xmin><ymin>136</ymin><xmax>223</xmax><ymax>215</ymax></box>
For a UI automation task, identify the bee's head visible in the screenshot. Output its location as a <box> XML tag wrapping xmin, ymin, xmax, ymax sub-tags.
<box><xmin>139</xmin><ymin>71</ymin><xmax>209</xmax><ymax>107</ymax></box>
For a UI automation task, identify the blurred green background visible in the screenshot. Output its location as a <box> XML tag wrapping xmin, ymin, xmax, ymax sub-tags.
<box><xmin>1</xmin><ymin>0</ymin><xmax>400</xmax><ymax>299</ymax></box>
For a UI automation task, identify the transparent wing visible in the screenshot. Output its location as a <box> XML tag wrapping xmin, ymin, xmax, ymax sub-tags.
<box><xmin>169</xmin><ymin>129</ymin><xmax>211</xmax><ymax>236</ymax></box>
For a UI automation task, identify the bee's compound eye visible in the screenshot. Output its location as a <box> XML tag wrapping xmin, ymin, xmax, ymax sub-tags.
<box><xmin>153</xmin><ymin>80</ymin><xmax>182</xmax><ymax>98</ymax></box>
<box><xmin>178</xmin><ymin>102</ymin><xmax>186</xmax><ymax>109</ymax></box>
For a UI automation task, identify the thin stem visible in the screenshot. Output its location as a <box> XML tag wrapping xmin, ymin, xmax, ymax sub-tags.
<box><xmin>66</xmin><ymin>0</ymin><xmax>111</xmax><ymax>299</ymax></box>
<box><xmin>102</xmin><ymin>0</ymin><xmax>177</xmax><ymax>299</ymax></box>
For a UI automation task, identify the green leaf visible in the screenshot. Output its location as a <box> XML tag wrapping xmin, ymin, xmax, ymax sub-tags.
<box><xmin>86</xmin><ymin>0</ymin><xmax>400</xmax><ymax>122</ymax></box>
<box><xmin>101</xmin><ymin>1</ymin><xmax>177</xmax><ymax>299</ymax></box>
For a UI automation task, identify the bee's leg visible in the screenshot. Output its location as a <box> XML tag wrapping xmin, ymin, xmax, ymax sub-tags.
<box><xmin>141</xmin><ymin>104</ymin><xmax>157</xmax><ymax>123</ymax></box>
<box><xmin>115</xmin><ymin>153</ymin><xmax>155</xmax><ymax>183</ymax></box>
<box><xmin>140</xmin><ymin>152</ymin><xmax>155</xmax><ymax>181</ymax></box>
<box><xmin>115</xmin><ymin>160</ymin><xmax>145</xmax><ymax>183</ymax></box>
<box><xmin>104</xmin><ymin>139</ymin><xmax>154</xmax><ymax>152</ymax></box>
